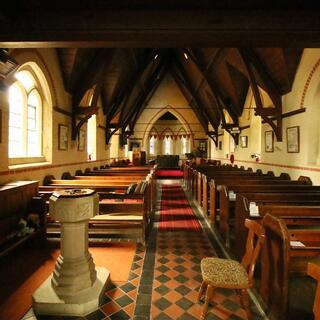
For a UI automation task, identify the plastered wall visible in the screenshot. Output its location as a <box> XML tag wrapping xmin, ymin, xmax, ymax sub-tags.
<box><xmin>131</xmin><ymin>74</ymin><xmax>206</xmax><ymax>159</ymax></box>
<box><xmin>0</xmin><ymin>49</ymin><xmax>110</xmax><ymax>185</ymax></box>
<box><xmin>210</xmin><ymin>49</ymin><xmax>320</xmax><ymax>184</ymax></box>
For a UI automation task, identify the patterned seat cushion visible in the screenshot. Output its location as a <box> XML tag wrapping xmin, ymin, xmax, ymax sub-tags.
<box><xmin>201</xmin><ymin>257</ymin><xmax>249</xmax><ymax>287</ymax></box>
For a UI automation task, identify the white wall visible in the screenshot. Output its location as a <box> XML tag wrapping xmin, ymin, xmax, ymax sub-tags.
<box><xmin>210</xmin><ymin>49</ymin><xmax>320</xmax><ymax>184</ymax></box>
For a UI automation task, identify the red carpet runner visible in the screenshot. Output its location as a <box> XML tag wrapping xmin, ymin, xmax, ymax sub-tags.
<box><xmin>156</xmin><ymin>169</ymin><xmax>184</xmax><ymax>178</ymax></box>
<box><xmin>159</xmin><ymin>184</ymin><xmax>202</xmax><ymax>232</ymax></box>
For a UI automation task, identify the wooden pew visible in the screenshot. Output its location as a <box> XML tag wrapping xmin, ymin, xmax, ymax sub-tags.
<box><xmin>47</xmin><ymin>193</ymin><xmax>149</xmax><ymax>245</ymax></box>
<box><xmin>194</xmin><ymin>165</ymin><xmax>292</xmax><ymax>216</ymax></box>
<box><xmin>207</xmin><ymin>177</ymin><xmax>309</xmax><ymax>226</ymax></box>
<box><xmin>190</xmin><ymin>165</ymin><xmax>263</xmax><ymax>202</ymax></box>
<box><xmin>0</xmin><ymin>181</ymin><xmax>46</xmax><ymax>258</ymax></box>
<box><xmin>41</xmin><ymin>174</ymin><xmax>154</xmax><ymax>245</ymax></box>
<box><xmin>187</xmin><ymin>165</ymin><xmax>265</xmax><ymax>210</ymax></box>
<box><xmin>307</xmin><ymin>263</ymin><xmax>320</xmax><ymax>320</ymax></box>
<box><xmin>261</xmin><ymin>214</ymin><xmax>319</xmax><ymax>320</ymax></box>
<box><xmin>234</xmin><ymin>194</ymin><xmax>320</xmax><ymax>259</ymax></box>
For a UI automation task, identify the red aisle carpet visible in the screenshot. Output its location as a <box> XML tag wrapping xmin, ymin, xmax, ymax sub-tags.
<box><xmin>156</xmin><ymin>169</ymin><xmax>183</xmax><ymax>179</ymax></box>
<box><xmin>159</xmin><ymin>184</ymin><xmax>202</xmax><ymax>232</ymax></box>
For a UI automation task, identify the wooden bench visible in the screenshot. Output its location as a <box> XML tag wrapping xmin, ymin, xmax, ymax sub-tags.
<box><xmin>307</xmin><ymin>263</ymin><xmax>320</xmax><ymax>320</ymax></box>
<box><xmin>205</xmin><ymin>176</ymin><xmax>308</xmax><ymax>225</ymax></box>
<box><xmin>261</xmin><ymin>214</ymin><xmax>320</xmax><ymax>320</ymax></box>
<box><xmin>0</xmin><ymin>181</ymin><xmax>46</xmax><ymax>258</ymax></box>
<box><xmin>41</xmin><ymin>176</ymin><xmax>153</xmax><ymax>245</ymax></box>
<box><xmin>187</xmin><ymin>164</ymin><xmax>293</xmax><ymax>216</ymax></box>
<box><xmin>234</xmin><ymin>193</ymin><xmax>320</xmax><ymax>259</ymax></box>
<box><xmin>47</xmin><ymin>194</ymin><xmax>149</xmax><ymax>245</ymax></box>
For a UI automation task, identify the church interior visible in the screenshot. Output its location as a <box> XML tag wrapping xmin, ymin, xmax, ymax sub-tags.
<box><xmin>1</xmin><ymin>2</ymin><xmax>320</xmax><ymax>320</ymax></box>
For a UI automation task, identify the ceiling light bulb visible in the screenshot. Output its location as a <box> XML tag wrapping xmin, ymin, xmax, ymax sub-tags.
<box><xmin>184</xmin><ymin>52</ymin><xmax>188</xmax><ymax>60</ymax></box>
<box><xmin>154</xmin><ymin>54</ymin><xmax>158</xmax><ymax>60</ymax></box>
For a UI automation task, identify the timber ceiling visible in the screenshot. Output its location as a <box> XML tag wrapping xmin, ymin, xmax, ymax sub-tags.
<box><xmin>55</xmin><ymin>47</ymin><xmax>302</xmax><ymax>144</ymax></box>
<box><xmin>0</xmin><ymin>2</ymin><xmax>317</xmax><ymax>145</ymax></box>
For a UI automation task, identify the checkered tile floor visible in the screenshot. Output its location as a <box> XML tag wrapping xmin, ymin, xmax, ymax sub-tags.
<box><xmin>151</xmin><ymin>233</ymin><xmax>249</xmax><ymax>320</ymax></box>
<box><xmin>23</xmin><ymin>180</ymin><xmax>264</xmax><ymax>320</ymax></box>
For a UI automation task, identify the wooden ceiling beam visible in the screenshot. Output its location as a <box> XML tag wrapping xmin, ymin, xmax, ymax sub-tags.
<box><xmin>72</xmin><ymin>49</ymin><xmax>114</xmax><ymax>108</ymax></box>
<box><xmin>1</xmin><ymin>10</ymin><xmax>320</xmax><ymax>47</ymax></box>
<box><xmin>122</xmin><ymin>56</ymin><xmax>167</xmax><ymax>129</ymax></box>
<box><xmin>130</xmin><ymin>66</ymin><xmax>167</xmax><ymax>129</ymax></box>
<box><xmin>106</xmin><ymin>49</ymin><xmax>157</xmax><ymax>121</ymax></box>
<box><xmin>172</xmin><ymin>57</ymin><xmax>216</xmax><ymax>130</ymax></box>
<box><xmin>170</xmin><ymin>68</ymin><xmax>210</xmax><ymax>132</ymax></box>
<box><xmin>186</xmin><ymin>48</ymin><xmax>239</xmax><ymax>124</ymax></box>
<box><xmin>238</xmin><ymin>48</ymin><xmax>282</xmax><ymax>141</ymax></box>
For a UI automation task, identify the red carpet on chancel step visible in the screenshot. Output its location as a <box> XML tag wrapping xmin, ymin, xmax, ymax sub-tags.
<box><xmin>155</xmin><ymin>169</ymin><xmax>184</xmax><ymax>179</ymax></box>
<box><xmin>159</xmin><ymin>184</ymin><xmax>202</xmax><ymax>232</ymax></box>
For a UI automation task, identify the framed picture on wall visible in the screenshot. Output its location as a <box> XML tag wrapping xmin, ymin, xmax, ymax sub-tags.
<box><xmin>286</xmin><ymin>126</ymin><xmax>300</xmax><ymax>153</ymax></box>
<box><xmin>130</xmin><ymin>141</ymin><xmax>140</xmax><ymax>151</ymax></box>
<box><xmin>58</xmin><ymin>124</ymin><xmax>69</xmax><ymax>150</ymax></box>
<box><xmin>265</xmin><ymin>130</ymin><xmax>274</xmax><ymax>152</ymax></box>
<box><xmin>78</xmin><ymin>129</ymin><xmax>86</xmax><ymax>151</ymax></box>
<box><xmin>199</xmin><ymin>140</ymin><xmax>207</xmax><ymax>152</ymax></box>
<box><xmin>240</xmin><ymin>136</ymin><xmax>248</xmax><ymax>148</ymax></box>
<box><xmin>0</xmin><ymin>109</ymin><xmax>2</xmax><ymax>143</ymax></box>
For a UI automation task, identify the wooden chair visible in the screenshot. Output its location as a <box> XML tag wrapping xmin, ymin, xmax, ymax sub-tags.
<box><xmin>198</xmin><ymin>219</ymin><xmax>265</xmax><ymax>319</ymax></box>
<box><xmin>307</xmin><ymin>263</ymin><xmax>320</xmax><ymax>320</ymax></box>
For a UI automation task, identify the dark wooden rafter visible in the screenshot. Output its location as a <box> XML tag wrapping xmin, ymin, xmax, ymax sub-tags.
<box><xmin>180</xmin><ymin>49</ymin><xmax>241</xmax><ymax>142</ymax></box>
<box><xmin>106</xmin><ymin>49</ymin><xmax>158</xmax><ymax>122</ymax></box>
<box><xmin>71</xmin><ymin>49</ymin><xmax>115</xmax><ymax>140</ymax></box>
<box><xmin>122</xmin><ymin>55</ymin><xmax>168</xmax><ymax>131</ymax></box>
<box><xmin>172</xmin><ymin>55</ymin><xmax>215</xmax><ymax>132</ymax></box>
<box><xmin>72</xmin><ymin>49</ymin><xmax>114</xmax><ymax>108</ymax></box>
<box><xmin>118</xmin><ymin>50</ymin><xmax>161</xmax><ymax>125</ymax></box>
<box><xmin>238</xmin><ymin>48</ymin><xmax>283</xmax><ymax>141</ymax></box>
<box><xmin>105</xmin><ymin>127</ymin><xmax>119</xmax><ymax>145</ymax></box>
<box><xmin>71</xmin><ymin>105</ymin><xmax>99</xmax><ymax>140</ymax></box>
<box><xmin>207</xmin><ymin>127</ymin><xmax>219</xmax><ymax>147</ymax></box>
<box><xmin>217</xmin><ymin>105</ymin><xmax>240</xmax><ymax>145</ymax></box>
<box><xmin>171</xmin><ymin>68</ymin><xmax>209</xmax><ymax>132</ymax></box>
<box><xmin>104</xmin><ymin>49</ymin><xmax>158</xmax><ymax>143</ymax></box>
<box><xmin>186</xmin><ymin>48</ymin><xmax>240</xmax><ymax>124</ymax></box>
<box><xmin>129</xmin><ymin>61</ymin><xmax>168</xmax><ymax>130</ymax></box>
<box><xmin>71</xmin><ymin>80</ymin><xmax>104</xmax><ymax>139</ymax></box>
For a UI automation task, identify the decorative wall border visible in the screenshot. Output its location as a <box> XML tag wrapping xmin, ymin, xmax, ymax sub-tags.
<box><xmin>300</xmin><ymin>58</ymin><xmax>320</xmax><ymax>108</ymax></box>
<box><xmin>213</xmin><ymin>157</ymin><xmax>320</xmax><ymax>173</ymax></box>
<box><xmin>0</xmin><ymin>158</ymin><xmax>113</xmax><ymax>176</ymax></box>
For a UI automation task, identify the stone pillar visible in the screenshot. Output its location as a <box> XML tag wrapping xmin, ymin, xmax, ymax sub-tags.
<box><xmin>33</xmin><ymin>189</ymin><xmax>109</xmax><ymax>316</ymax></box>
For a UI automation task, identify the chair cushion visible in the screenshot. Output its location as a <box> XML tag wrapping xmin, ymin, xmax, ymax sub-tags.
<box><xmin>201</xmin><ymin>257</ymin><xmax>249</xmax><ymax>287</ymax></box>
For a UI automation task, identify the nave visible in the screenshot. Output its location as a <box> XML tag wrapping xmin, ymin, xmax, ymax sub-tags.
<box><xmin>2</xmin><ymin>178</ymin><xmax>265</xmax><ymax>320</ymax></box>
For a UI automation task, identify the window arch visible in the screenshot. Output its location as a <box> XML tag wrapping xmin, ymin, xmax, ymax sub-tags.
<box><xmin>164</xmin><ymin>137</ymin><xmax>172</xmax><ymax>154</ymax></box>
<box><xmin>149</xmin><ymin>136</ymin><xmax>156</xmax><ymax>155</ymax></box>
<box><xmin>87</xmin><ymin>114</ymin><xmax>97</xmax><ymax>161</ymax></box>
<box><xmin>8</xmin><ymin>70</ymin><xmax>43</xmax><ymax>158</ymax></box>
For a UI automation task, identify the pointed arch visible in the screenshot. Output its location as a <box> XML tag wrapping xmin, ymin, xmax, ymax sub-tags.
<box><xmin>161</xmin><ymin>127</ymin><xmax>175</xmax><ymax>137</ymax></box>
<box><xmin>149</xmin><ymin>126</ymin><xmax>159</xmax><ymax>138</ymax></box>
<box><xmin>7</xmin><ymin>56</ymin><xmax>54</xmax><ymax>164</ymax></box>
<box><xmin>142</xmin><ymin>105</ymin><xmax>194</xmax><ymax>147</ymax></box>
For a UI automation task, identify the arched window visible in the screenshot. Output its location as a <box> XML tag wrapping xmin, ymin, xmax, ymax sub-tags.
<box><xmin>165</xmin><ymin>137</ymin><xmax>171</xmax><ymax>154</ymax></box>
<box><xmin>87</xmin><ymin>114</ymin><xmax>96</xmax><ymax>160</ymax></box>
<box><xmin>182</xmin><ymin>137</ymin><xmax>188</xmax><ymax>155</ymax></box>
<box><xmin>8</xmin><ymin>70</ymin><xmax>42</xmax><ymax>157</ymax></box>
<box><xmin>149</xmin><ymin>136</ymin><xmax>155</xmax><ymax>155</ymax></box>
